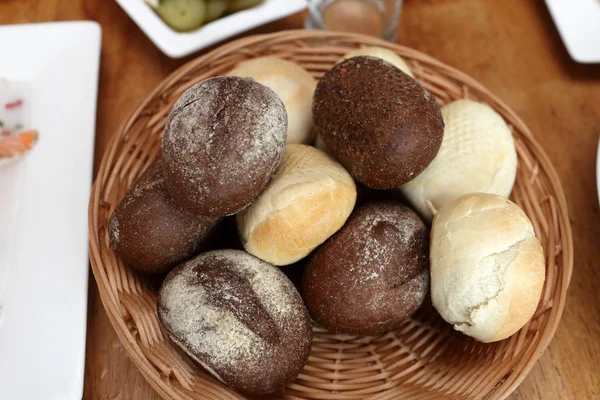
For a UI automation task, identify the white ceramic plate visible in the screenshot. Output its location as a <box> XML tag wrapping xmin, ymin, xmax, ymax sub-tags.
<box><xmin>0</xmin><ymin>22</ymin><xmax>101</xmax><ymax>400</ymax></box>
<box><xmin>116</xmin><ymin>0</ymin><xmax>306</xmax><ymax>58</ymax></box>
<box><xmin>545</xmin><ymin>0</ymin><xmax>600</xmax><ymax>63</ymax></box>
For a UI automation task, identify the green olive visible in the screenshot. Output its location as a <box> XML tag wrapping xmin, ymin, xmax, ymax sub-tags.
<box><xmin>157</xmin><ymin>0</ymin><xmax>207</xmax><ymax>32</ymax></box>
<box><xmin>205</xmin><ymin>0</ymin><xmax>228</xmax><ymax>22</ymax></box>
<box><xmin>227</xmin><ymin>0</ymin><xmax>263</xmax><ymax>12</ymax></box>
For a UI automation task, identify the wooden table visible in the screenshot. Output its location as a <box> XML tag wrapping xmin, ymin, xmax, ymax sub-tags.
<box><xmin>1</xmin><ymin>0</ymin><xmax>599</xmax><ymax>398</ymax></box>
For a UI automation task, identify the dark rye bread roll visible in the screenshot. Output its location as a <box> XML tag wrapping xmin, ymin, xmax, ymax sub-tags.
<box><xmin>108</xmin><ymin>157</ymin><xmax>222</xmax><ymax>274</ymax></box>
<box><xmin>302</xmin><ymin>201</ymin><xmax>429</xmax><ymax>336</ymax></box>
<box><xmin>157</xmin><ymin>250</ymin><xmax>312</xmax><ymax>394</ymax></box>
<box><xmin>162</xmin><ymin>76</ymin><xmax>287</xmax><ymax>216</ymax></box>
<box><xmin>313</xmin><ymin>56</ymin><xmax>444</xmax><ymax>189</ymax></box>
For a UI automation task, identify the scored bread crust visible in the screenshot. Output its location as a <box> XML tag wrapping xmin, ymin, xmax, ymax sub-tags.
<box><xmin>237</xmin><ymin>144</ymin><xmax>357</xmax><ymax>266</ymax></box>
<box><xmin>161</xmin><ymin>76</ymin><xmax>287</xmax><ymax>216</ymax></box>
<box><xmin>157</xmin><ymin>250</ymin><xmax>312</xmax><ymax>394</ymax></box>
<box><xmin>430</xmin><ymin>193</ymin><xmax>545</xmax><ymax>342</ymax></box>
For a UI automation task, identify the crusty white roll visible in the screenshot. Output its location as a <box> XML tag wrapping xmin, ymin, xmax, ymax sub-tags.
<box><xmin>237</xmin><ymin>144</ymin><xmax>357</xmax><ymax>266</ymax></box>
<box><xmin>339</xmin><ymin>46</ymin><xmax>414</xmax><ymax>77</ymax></box>
<box><xmin>430</xmin><ymin>193</ymin><xmax>545</xmax><ymax>343</ymax></box>
<box><xmin>399</xmin><ymin>99</ymin><xmax>517</xmax><ymax>221</ymax></box>
<box><xmin>227</xmin><ymin>57</ymin><xmax>317</xmax><ymax>145</ymax></box>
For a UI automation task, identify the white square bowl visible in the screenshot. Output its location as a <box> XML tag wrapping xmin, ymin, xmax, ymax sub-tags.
<box><xmin>545</xmin><ymin>0</ymin><xmax>600</xmax><ymax>63</ymax></box>
<box><xmin>116</xmin><ymin>0</ymin><xmax>307</xmax><ymax>58</ymax></box>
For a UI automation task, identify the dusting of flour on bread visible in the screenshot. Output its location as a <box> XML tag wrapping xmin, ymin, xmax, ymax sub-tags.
<box><xmin>158</xmin><ymin>250</ymin><xmax>311</xmax><ymax>394</ymax></box>
<box><xmin>162</xmin><ymin>77</ymin><xmax>287</xmax><ymax>216</ymax></box>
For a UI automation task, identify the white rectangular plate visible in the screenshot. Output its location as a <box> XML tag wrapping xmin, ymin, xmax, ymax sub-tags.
<box><xmin>116</xmin><ymin>0</ymin><xmax>306</xmax><ymax>58</ymax></box>
<box><xmin>545</xmin><ymin>0</ymin><xmax>600</xmax><ymax>63</ymax></box>
<box><xmin>0</xmin><ymin>22</ymin><xmax>101</xmax><ymax>400</ymax></box>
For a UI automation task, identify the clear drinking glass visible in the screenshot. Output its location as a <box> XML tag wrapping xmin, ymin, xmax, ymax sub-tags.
<box><xmin>305</xmin><ymin>0</ymin><xmax>403</xmax><ymax>41</ymax></box>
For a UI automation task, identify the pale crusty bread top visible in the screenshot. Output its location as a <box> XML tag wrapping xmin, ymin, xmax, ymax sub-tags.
<box><xmin>430</xmin><ymin>193</ymin><xmax>545</xmax><ymax>343</ymax></box>
<box><xmin>339</xmin><ymin>46</ymin><xmax>414</xmax><ymax>78</ymax></box>
<box><xmin>227</xmin><ymin>56</ymin><xmax>316</xmax><ymax>145</ymax></box>
<box><xmin>400</xmin><ymin>99</ymin><xmax>517</xmax><ymax>221</ymax></box>
<box><xmin>237</xmin><ymin>144</ymin><xmax>356</xmax><ymax>266</ymax></box>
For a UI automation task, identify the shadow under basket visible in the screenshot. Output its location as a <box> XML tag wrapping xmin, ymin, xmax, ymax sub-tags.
<box><xmin>88</xmin><ymin>30</ymin><xmax>573</xmax><ymax>400</ymax></box>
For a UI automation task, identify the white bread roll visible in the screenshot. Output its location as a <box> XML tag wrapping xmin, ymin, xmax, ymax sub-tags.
<box><xmin>430</xmin><ymin>193</ymin><xmax>545</xmax><ymax>343</ymax></box>
<box><xmin>237</xmin><ymin>144</ymin><xmax>356</xmax><ymax>266</ymax></box>
<box><xmin>227</xmin><ymin>57</ymin><xmax>317</xmax><ymax>145</ymax></box>
<box><xmin>339</xmin><ymin>46</ymin><xmax>414</xmax><ymax>77</ymax></box>
<box><xmin>399</xmin><ymin>99</ymin><xmax>517</xmax><ymax>221</ymax></box>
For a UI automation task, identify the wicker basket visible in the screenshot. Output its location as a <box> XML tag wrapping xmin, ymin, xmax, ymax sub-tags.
<box><xmin>88</xmin><ymin>30</ymin><xmax>573</xmax><ymax>400</ymax></box>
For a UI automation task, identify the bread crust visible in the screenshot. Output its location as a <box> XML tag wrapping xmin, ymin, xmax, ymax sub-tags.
<box><xmin>338</xmin><ymin>46</ymin><xmax>414</xmax><ymax>77</ymax></box>
<box><xmin>430</xmin><ymin>193</ymin><xmax>545</xmax><ymax>342</ymax></box>
<box><xmin>400</xmin><ymin>99</ymin><xmax>517</xmax><ymax>221</ymax></box>
<box><xmin>227</xmin><ymin>56</ymin><xmax>317</xmax><ymax>145</ymax></box>
<box><xmin>302</xmin><ymin>201</ymin><xmax>430</xmax><ymax>336</ymax></box>
<box><xmin>313</xmin><ymin>56</ymin><xmax>444</xmax><ymax>189</ymax></box>
<box><xmin>237</xmin><ymin>144</ymin><xmax>357</xmax><ymax>266</ymax></box>
<box><xmin>157</xmin><ymin>250</ymin><xmax>312</xmax><ymax>394</ymax></box>
<box><xmin>108</xmin><ymin>157</ymin><xmax>222</xmax><ymax>273</ymax></box>
<box><xmin>162</xmin><ymin>76</ymin><xmax>287</xmax><ymax>216</ymax></box>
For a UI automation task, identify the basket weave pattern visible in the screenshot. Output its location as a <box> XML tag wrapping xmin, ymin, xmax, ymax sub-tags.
<box><xmin>89</xmin><ymin>30</ymin><xmax>573</xmax><ymax>400</ymax></box>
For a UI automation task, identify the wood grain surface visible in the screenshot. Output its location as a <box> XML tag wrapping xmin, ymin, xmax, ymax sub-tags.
<box><xmin>1</xmin><ymin>0</ymin><xmax>599</xmax><ymax>399</ymax></box>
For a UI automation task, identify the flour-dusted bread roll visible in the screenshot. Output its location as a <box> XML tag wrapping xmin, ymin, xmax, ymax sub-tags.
<box><xmin>162</xmin><ymin>76</ymin><xmax>287</xmax><ymax>216</ymax></box>
<box><xmin>431</xmin><ymin>193</ymin><xmax>545</xmax><ymax>343</ymax></box>
<box><xmin>237</xmin><ymin>144</ymin><xmax>357</xmax><ymax>266</ymax></box>
<box><xmin>399</xmin><ymin>99</ymin><xmax>517</xmax><ymax>221</ymax></box>
<box><xmin>158</xmin><ymin>250</ymin><xmax>312</xmax><ymax>394</ymax></box>
<box><xmin>303</xmin><ymin>201</ymin><xmax>429</xmax><ymax>336</ymax></box>
<box><xmin>227</xmin><ymin>57</ymin><xmax>317</xmax><ymax>145</ymax></box>
<box><xmin>339</xmin><ymin>46</ymin><xmax>414</xmax><ymax>77</ymax></box>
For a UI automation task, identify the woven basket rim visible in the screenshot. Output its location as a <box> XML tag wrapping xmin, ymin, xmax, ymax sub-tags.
<box><xmin>89</xmin><ymin>29</ymin><xmax>573</xmax><ymax>400</ymax></box>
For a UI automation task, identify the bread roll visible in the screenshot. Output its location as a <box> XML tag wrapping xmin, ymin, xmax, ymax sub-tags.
<box><xmin>430</xmin><ymin>193</ymin><xmax>545</xmax><ymax>343</ymax></box>
<box><xmin>315</xmin><ymin>46</ymin><xmax>414</xmax><ymax>154</ymax></box>
<box><xmin>227</xmin><ymin>57</ymin><xmax>317</xmax><ymax>145</ymax></box>
<box><xmin>315</xmin><ymin>49</ymin><xmax>413</xmax><ymax>155</ymax></box>
<box><xmin>237</xmin><ymin>144</ymin><xmax>356</xmax><ymax>266</ymax></box>
<box><xmin>339</xmin><ymin>46</ymin><xmax>414</xmax><ymax>77</ymax></box>
<box><xmin>162</xmin><ymin>76</ymin><xmax>287</xmax><ymax>216</ymax></box>
<box><xmin>108</xmin><ymin>157</ymin><xmax>221</xmax><ymax>273</ymax></box>
<box><xmin>158</xmin><ymin>250</ymin><xmax>312</xmax><ymax>394</ymax></box>
<box><xmin>302</xmin><ymin>201</ymin><xmax>429</xmax><ymax>336</ymax></box>
<box><xmin>313</xmin><ymin>56</ymin><xmax>444</xmax><ymax>189</ymax></box>
<box><xmin>399</xmin><ymin>99</ymin><xmax>517</xmax><ymax>221</ymax></box>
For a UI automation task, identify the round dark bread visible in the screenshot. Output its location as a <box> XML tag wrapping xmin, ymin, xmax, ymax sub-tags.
<box><xmin>162</xmin><ymin>76</ymin><xmax>287</xmax><ymax>216</ymax></box>
<box><xmin>302</xmin><ymin>201</ymin><xmax>429</xmax><ymax>336</ymax></box>
<box><xmin>313</xmin><ymin>56</ymin><xmax>444</xmax><ymax>189</ymax></box>
<box><xmin>108</xmin><ymin>157</ymin><xmax>222</xmax><ymax>274</ymax></box>
<box><xmin>157</xmin><ymin>250</ymin><xmax>312</xmax><ymax>395</ymax></box>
